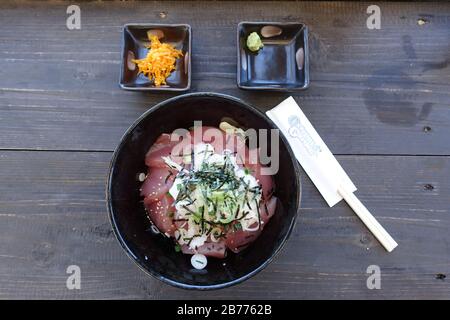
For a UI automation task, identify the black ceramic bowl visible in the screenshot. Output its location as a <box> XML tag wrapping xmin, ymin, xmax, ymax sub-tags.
<box><xmin>106</xmin><ymin>92</ymin><xmax>301</xmax><ymax>289</ymax></box>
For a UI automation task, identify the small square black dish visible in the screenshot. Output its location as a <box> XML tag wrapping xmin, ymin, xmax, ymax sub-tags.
<box><xmin>237</xmin><ymin>22</ymin><xmax>309</xmax><ymax>91</ymax></box>
<box><xmin>120</xmin><ymin>24</ymin><xmax>191</xmax><ymax>91</ymax></box>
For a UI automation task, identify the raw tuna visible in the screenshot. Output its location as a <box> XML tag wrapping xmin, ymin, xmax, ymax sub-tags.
<box><xmin>143</xmin><ymin>194</ymin><xmax>176</xmax><ymax>236</ymax></box>
<box><xmin>145</xmin><ymin>133</ymin><xmax>180</xmax><ymax>168</ymax></box>
<box><xmin>140</xmin><ymin>167</ymin><xmax>176</xmax><ymax>202</ymax></box>
<box><xmin>225</xmin><ymin>196</ymin><xmax>277</xmax><ymax>253</ymax></box>
<box><xmin>243</xmin><ymin>162</ymin><xmax>274</xmax><ymax>200</ymax></box>
<box><xmin>260</xmin><ymin>195</ymin><xmax>277</xmax><ymax>224</ymax></box>
<box><xmin>241</xmin><ymin>148</ymin><xmax>275</xmax><ymax>200</ymax></box>
<box><xmin>225</xmin><ymin>227</ymin><xmax>262</xmax><ymax>254</ymax></box>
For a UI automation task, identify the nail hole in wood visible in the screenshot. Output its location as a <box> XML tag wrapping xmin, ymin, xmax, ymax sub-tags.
<box><xmin>436</xmin><ymin>273</ymin><xmax>446</xmax><ymax>280</ymax></box>
<box><xmin>360</xmin><ymin>233</ymin><xmax>371</xmax><ymax>245</ymax></box>
<box><xmin>424</xmin><ymin>184</ymin><xmax>434</xmax><ymax>191</ymax></box>
<box><xmin>423</xmin><ymin>126</ymin><xmax>432</xmax><ymax>132</ymax></box>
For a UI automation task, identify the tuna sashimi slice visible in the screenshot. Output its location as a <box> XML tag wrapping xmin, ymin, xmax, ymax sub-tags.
<box><xmin>143</xmin><ymin>194</ymin><xmax>176</xmax><ymax>236</ymax></box>
<box><xmin>225</xmin><ymin>196</ymin><xmax>277</xmax><ymax>253</ymax></box>
<box><xmin>260</xmin><ymin>195</ymin><xmax>277</xmax><ymax>224</ymax></box>
<box><xmin>140</xmin><ymin>167</ymin><xmax>176</xmax><ymax>202</ymax></box>
<box><xmin>145</xmin><ymin>137</ymin><xmax>178</xmax><ymax>168</ymax></box>
<box><xmin>145</xmin><ymin>132</ymin><xmax>192</xmax><ymax>168</ymax></box>
<box><xmin>244</xmin><ymin>162</ymin><xmax>274</xmax><ymax>200</ymax></box>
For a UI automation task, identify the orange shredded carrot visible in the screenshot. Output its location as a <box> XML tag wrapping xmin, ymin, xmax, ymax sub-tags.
<box><xmin>132</xmin><ymin>35</ymin><xmax>183</xmax><ymax>87</ymax></box>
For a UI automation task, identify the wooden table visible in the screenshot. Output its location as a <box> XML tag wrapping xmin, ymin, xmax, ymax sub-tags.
<box><xmin>0</xmin><ymin>1</ymin><xmax>449</xmax><ymax>299</ymax></box>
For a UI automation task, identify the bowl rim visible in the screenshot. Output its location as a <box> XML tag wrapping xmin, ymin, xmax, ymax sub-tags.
<box><xmin>106</xmin><ymin>92</ymin><xmax>302</xmax><ymax>290</ymax></box>
<box><xmin>236</xmin><ymin>21</ymin><xmax>310</xmax><ymax>91</ymax></box>
<box><xmin>119</xmin><ymin>23</ymin><xmax>192</xmax><ymax>92</ymax></box>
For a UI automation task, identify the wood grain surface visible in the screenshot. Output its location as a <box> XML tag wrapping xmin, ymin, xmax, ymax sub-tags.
<box><xmin>0</xmin><ymin>1</ymin><xmax>449</xmax><ymax>299</ymax></box>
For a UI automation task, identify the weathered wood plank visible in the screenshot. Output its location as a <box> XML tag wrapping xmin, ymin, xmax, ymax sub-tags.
<box><xmin>0</xmin><ymin>1</ymin><xmax>449</xmax><ymax>153</ymax></box>
<box><xmin>0</xmin><ymin>150</ymin><xmax>448</xmax><ymax>299</ymax></box>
